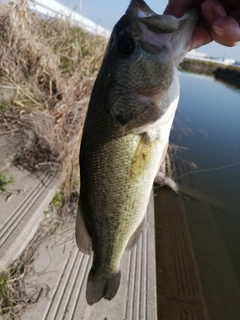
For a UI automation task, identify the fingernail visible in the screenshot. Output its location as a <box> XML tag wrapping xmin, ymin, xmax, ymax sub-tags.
<box><xmin>213</xmin><ymin>25</ymin><xmax>226</xmax><ymax>36</ymax></box>
<box><xmin>202</xmin><ymin>6</ymin><xmax>215</xmax><ymax>23</ymax></box>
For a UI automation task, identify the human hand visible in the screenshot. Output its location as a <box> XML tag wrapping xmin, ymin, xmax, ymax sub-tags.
<box><xmin>164</xmin><ymin>0</ymin><xmax>240</xmax><ymax>50</ymax></box>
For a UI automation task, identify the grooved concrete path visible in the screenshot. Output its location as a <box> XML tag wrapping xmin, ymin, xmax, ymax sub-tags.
<box><xmin>20</xmin><ymin>192</ymin><xmax>158</xmax><ymax>320</ymax></box>
<box><xmin>0</xmin><ymin>166</ymin><xmax>60</xmax><ymax>273</ymax></box>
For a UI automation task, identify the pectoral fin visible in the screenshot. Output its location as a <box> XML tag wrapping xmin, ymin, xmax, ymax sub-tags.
<box><xmin>128</xmin><ymin>134</ymin><xmax>154</xmax><ymax>183</ymax></box>
<box><xmin>75</xmin><ymin>199</ymin><xmax>92</xmax><ymax>255</ymax></box>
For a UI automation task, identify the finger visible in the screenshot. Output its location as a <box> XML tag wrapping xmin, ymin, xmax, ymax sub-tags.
<box><xmin>201</xmin><ymin>0</ymin><xmax>227</xmax><ymax>24</ymax></box>
<box><xmin>164</xmin><ymin>1</ymin><xmax>213</xmax><ymax>49</ymax></box>
<box><xmin>201</xmin><ymin>1</ymin><xmax>240</xmax><ymax>46</ymax></box>
<box><xmin>164</xmin><ymin>0</ymin><xmax>200</xmax><ymax>17</ymax></box>
<box><xmin>189</xmin><ymin>22</ymin><xmax>213</xmax><ymax>49</ymax></box>
<box><xmin>212</xmin><ymin>16</ymin><xmax>240</xmax><ymax>46</ymax></box>
<box><xmin>229</xmin><ymin>10</ymin><xmax>240</xmax><ymax>24</ymax></box>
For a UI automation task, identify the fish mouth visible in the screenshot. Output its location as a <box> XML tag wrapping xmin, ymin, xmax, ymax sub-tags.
<box><xmin>126</xmin><ymin>0</ymin><xmax>199</xmax><ymax>61</ymax></box>
<box><xmin>131</xmin><ymin>83</ymin><xmax>162</xmax><ymax>97</ymax></box>
<box><xmin>127</xmin><ymin>0</ymin><xmax>179</xmax><ymax>33</ymax></box>
<box><xmin>113</xmin><ymin>81</ymin><xmax>163</xmax><ymax>101</ymax></box>
<box><xmin>130</xmin><ymin>83</ymin><xmax>164</xmax><ymax>105</ymax></box>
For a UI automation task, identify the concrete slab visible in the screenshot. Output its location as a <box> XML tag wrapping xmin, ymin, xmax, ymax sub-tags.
<box><xmin>0</xmin><ymin>134</ymin><xmax>26</xmax><ymax>171</ymax></box>
<box><xmin>0</xmin><ymin>165</ymin><xmax>60</xmax><ymax>272</ymax></box>
<box><xmin>19</xmin><ymin>192</ymin><xmax>158</xmax><ymax>320</ymax></box>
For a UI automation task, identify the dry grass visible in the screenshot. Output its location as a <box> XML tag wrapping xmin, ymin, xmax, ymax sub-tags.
<box><xmin>0</xmin><ymin>0</ymin><xmax>107</xmax><ymax>202</ymax></box>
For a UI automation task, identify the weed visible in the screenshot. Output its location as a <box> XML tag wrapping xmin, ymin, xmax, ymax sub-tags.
<box><xmin>51</xmin><ymin>189</ymin><xmax>64</xmax><ymax>207</ymax></box>
<box><xmin>0</xmin><ymin>273</ymin><xmax>14</xmax><ymax>316</ymax></box>
<box><xmin>0</xmin><ymin>172</ymin><xmax>14</xmax><ymax>192</ymax></box>
<box><xmin>0</xmin><ymin>102</ymin><xmax>11</xmax><ymax>112</ymax></box>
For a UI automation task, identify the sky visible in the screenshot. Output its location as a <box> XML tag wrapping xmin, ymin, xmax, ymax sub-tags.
<box><xmin>64</xmin><ymin>0</ymin><xmax>240</xmax><ymax>61</ymax></box>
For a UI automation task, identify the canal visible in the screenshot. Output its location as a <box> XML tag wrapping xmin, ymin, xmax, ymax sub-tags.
<box><xmin>155</xmin><ymin>71</ymin><xmax>240</xmax><ymax>320</ymax></box>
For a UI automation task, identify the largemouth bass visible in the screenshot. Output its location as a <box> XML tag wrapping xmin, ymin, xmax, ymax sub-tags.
<box><xmin>76</xmin><ymin>0</ymin><xmax>199</xmax><ymax>305</ymax></box>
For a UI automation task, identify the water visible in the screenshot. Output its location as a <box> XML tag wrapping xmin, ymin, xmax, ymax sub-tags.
<box><xmin>168</xmin><ymin>71</ymin><xmax>240</xmax><ymax>319</ymax></box>
<box><xmin>173</xmin><ymin>72</ymin><xmax>240</xmax><ymax>211</ymax></box>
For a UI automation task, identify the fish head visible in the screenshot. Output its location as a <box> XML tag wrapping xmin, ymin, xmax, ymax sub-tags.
<box><xmin>96</xmin><ymin>0</ymin><xmax>199</xmax><ymax>133</ymax></box>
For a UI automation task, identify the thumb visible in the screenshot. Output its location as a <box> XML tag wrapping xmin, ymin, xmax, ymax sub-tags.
<box><xmin>212</xmin><ymin>16</ymin><xmax>240</xmax><ymax>46</ymax></box>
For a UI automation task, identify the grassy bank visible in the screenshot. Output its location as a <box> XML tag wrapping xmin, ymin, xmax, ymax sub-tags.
<box><xmin>179</xmin><ymin>58</ymin><xmax>240</xmax><ymax>89</ymax></box>
<box><xmin>0</xmin><ymin>0</ymin><xmax>107</xmax><ymax>202</ymax></box>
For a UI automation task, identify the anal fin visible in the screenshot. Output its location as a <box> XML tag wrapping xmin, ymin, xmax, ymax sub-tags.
<box><xmin>75</xmin><ymin>199</ymin><xmax>92</xmax><ymax>255</ymax></box>
<box><xmin>126</xmin><ymin>218</ymin><xmax>145</xmax><ymax>251</ymax></box>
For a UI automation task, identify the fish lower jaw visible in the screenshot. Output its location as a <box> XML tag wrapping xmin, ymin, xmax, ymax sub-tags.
<box><xmin>131</xmin><ymin>83</ymin><xmax>163</xmax><ymax>99</ymax></box>
<box><xmin>131</xmin><ymin>94</ymin><xmax>179</xmax><ymax>135</ymax></box>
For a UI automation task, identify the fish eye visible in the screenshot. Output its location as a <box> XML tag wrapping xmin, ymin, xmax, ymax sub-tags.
<box><xmin>117</xmin><ymin>37</ymin><xmax>135</xmax><ymax>56</ymax></box>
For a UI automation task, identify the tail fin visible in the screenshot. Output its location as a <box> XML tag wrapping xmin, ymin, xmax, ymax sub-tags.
<box><xmin>86</xmin><ymin>269</ymin><xmax>121</xmax><ymax>305</ymax></box>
